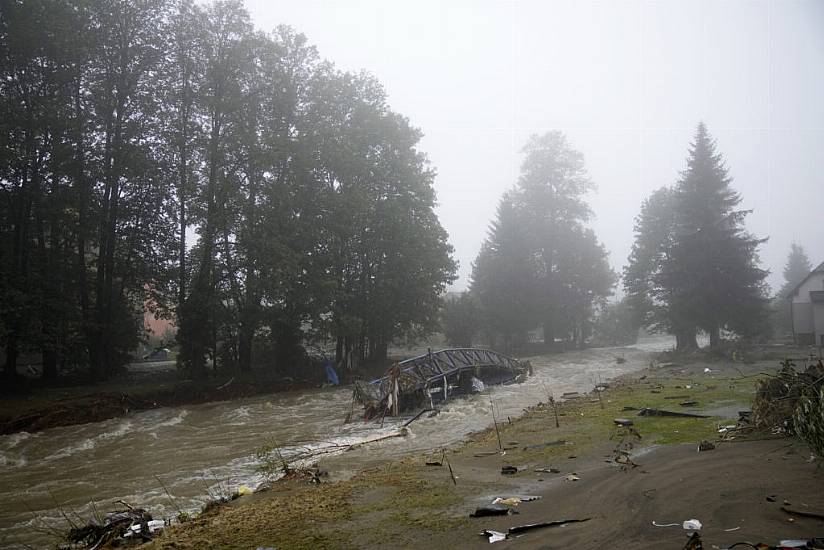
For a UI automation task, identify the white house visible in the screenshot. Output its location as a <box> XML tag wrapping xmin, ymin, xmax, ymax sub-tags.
<box><xmin>790</xmin><ymin>261</ymin><xmax>824</xmax><ymax>346</ymax></box>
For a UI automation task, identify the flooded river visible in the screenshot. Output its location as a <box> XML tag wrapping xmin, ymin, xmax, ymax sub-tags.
<box><xmin>0</xmin><ymin>338</ymin><xmax>671</xmax><ymax>548</ymax></box>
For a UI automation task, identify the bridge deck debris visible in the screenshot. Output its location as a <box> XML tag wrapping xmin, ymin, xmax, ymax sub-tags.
<box><xmin>353</xmin><ymin>348</ymin><xmax>530</xmax><ymax>419</ymax></box>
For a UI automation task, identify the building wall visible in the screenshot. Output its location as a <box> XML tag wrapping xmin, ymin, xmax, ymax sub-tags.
<box><xmin>814</xmin><ymin>303</ymin><xmax>824</xmax><ymax>346</ymax></box>
<box><xmin>792</xmin><ymin>273</ymin><xmax>824</xmax><ymax>303</ymax></box>
<box><xmin>793</xmin><ymin>302</ymin><xmax>814</xmax><ymax>333</ymax></box>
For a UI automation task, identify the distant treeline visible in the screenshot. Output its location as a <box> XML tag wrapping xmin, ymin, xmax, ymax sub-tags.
<box><xmin>0</xmin><ymin>0</ymin><xmax>456</xmax><ymax>382</ymax></box>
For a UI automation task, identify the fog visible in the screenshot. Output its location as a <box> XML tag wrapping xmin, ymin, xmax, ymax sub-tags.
<box><xmin>247</xmin><ymin>0</ymin><xmax>824</xmax><ymax>292</ymax></box>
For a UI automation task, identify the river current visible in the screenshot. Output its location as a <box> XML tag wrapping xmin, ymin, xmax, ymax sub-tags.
<box><xmin>0</xmin><ymin>338</ymin><xmax>671</xmax><ymax>548</ymax></box>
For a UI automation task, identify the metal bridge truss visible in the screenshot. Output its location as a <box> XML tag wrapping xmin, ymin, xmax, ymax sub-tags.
<box><xmin>354</xmin><ymin>348</ymin><xmax>528</xmax><ymax>416</ymax></box>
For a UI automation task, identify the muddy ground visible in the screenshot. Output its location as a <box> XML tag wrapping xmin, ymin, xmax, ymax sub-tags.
<box><xmin>142</xmin><ymin>351</ymin><xmax>824</xmax><ymax>549</ymax></box>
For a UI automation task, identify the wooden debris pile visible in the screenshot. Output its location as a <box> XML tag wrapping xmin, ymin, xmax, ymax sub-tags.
<box><xmin>65</xmin><ymin>505</ymin><xmax>164</xmax><ymax>549</ymax></box>
<box><xmin>751</xmin><ymin>359</ymin><xmax>824</xmax><ymax>454</ymax></box>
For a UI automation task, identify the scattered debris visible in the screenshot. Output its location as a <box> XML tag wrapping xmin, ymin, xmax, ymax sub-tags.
<box><xmin>680</xmin><ymin>400</ymin><xmax>699</xmax><ymax>407</ymax></box>
<box><xmin>697</xmin><ymin>440</ymin><xmax>715</xmax><ymax>452</ymax></box>
<box><xmin>480</xmin><ymin>529</ymin><xmax>507</xmax><ymax>543</ymax></box>
<box><xmin>781</xmin><ymin>506</ymin><xmax>824</xmax><ymax>521</ymax></box>
<box><xmin>723</xmin><ymin>526</ymin><xmax>741</xmax><ymax>532</ymax></box>
<box><xmin>501</xmin><ymin>465</ymin><xmax>518</xmax><ymax>475</ymax></box>
<box><xmin>534</xmin><ymin>467</ymin><xmax>561</xmax><ymax>473</ymax></box>
<box><xmin>494</xmin><ymin>495</ymin><xmax>541</xmax><ymax>503</ymax></box>
<box><xmin>522</xmin><ymin>439</ymin><xmax>569</xmax><ymax>450</ymax></box>
<box><xmin>611</xmin><ymin>424</ymin><xmax>642</xmax><ymax>470</ymax></box>
<box><xmin>234</xmin><ymin>485</ymin><xmax>253</xmax><ymax>497</ymax></box>
<box><xmin>637</xmin><ymin>408</ymin><xmax>709</xmax><ymax>418</ymax></box>
<box><xmin>683</xmin><ymin>519</ymin><xmax>702</xmax><ymax>530</ymax></box>
<box><xmin>507</xmin><ymin>517</ymin><xmax>591</xmax><ymax>535</ymax></box>
<box><xmin>767</xmin><ymin>495</ymin><xmax>777</xmax><ymax>502</ymax></box>
<box><xmin>564</xmin><ymin>473</ymin><xmax>580</xmax><ymax>482</ymax></box>
<box><xmin>480</xmin><ymin>519</ymin><xmax>592</xmax><ymax>542</ymax></box>
<box><xmin>614</xmin><ymin>418</ymin><xmax>634</xmax><ymax>426</ymax></box>
<box><xmin>752</xmin><ymin>359</ymin><xmax>824</xmax><ymax>453</ymax></box>
<box><xmin>67</xmin><ymin>504</ymin><xmax>162</xmax><ymax>548</ymax></box>
<box><xmin>652</xmin><ymin>521</ymin><xmax>680</xmax><ymax>527</ymax></box>
<box><xmin>471</xmin><ymin>504</ymin><xmax>518</xmax><ymax>517</ymax></box>
<box><xmin>704</xmin><ymin>368</ymin><xmax>712</xmax><ymax>374</ymax></box>
<box><xmin>683</xmin><ymin>531</ymin><xmax>703</xmax><ymax>550</ymax></box>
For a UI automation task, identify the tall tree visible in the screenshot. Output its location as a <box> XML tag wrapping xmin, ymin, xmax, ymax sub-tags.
<box><xmin>623</xmin><ymin>187</ymin><xmax>699</xmax><ymax>348</ymax></box>
<box><xmin>517</xmin><ymin>132</ymin><xmax>598</xmax><ymax>344</ymax></box>
<box><xmin>471</xmin><ymin>132</ymin><xmax>613</xmax><ymax>351</ymax></box>
<box><xmin>471</xmin><ymin>194</ymin><xmax>541</xmax><ymax>352</ymax></box>
<box><xmin>626</xmin><ymin>123</ymin><xmax>769</xmax><ymax>350</ymax></box>
<box><xmin>1</xmin><ymin>0</ymin><xmax>457</xmax><ymax>384</ymax></box>
<box><xmin>176</xmin><ymin>0</ymin><xmax>251</xmax><ymax>378</ymax></box>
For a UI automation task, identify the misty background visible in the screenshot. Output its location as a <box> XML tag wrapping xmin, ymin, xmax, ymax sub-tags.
<box><xmin>248</xmin><ymin>0</ymin><xmax>824</xmax><ymax>292</ymax></box>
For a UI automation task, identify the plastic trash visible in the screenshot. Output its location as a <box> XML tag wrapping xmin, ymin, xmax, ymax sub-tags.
<box><xmin>324</xmin><ymin>359</ymin><xmax>339</xmax><ymax>385</ymax></box>
<box><xmin>481</xmin><ymin>530</ymin><xmax>507</xmax><ymax>543</ymax></box>
<box><xmin>682</xmin><ymin>519</ymin><xmax>702</xmax><ymax>530</ymax></box>
<box><xmin>236</xmin><ymin>485</ymin><xmax>253</xmax><ymax>496</ymax></box>
<box><xmin>493</xmin><ymin>497</ymin><xmax>521</xmax><ymax>506</ymax></box>
<box><xmin>124</xmin><ymin>520</ymin><xmax>165</xmax><ymax>537</ymax></box>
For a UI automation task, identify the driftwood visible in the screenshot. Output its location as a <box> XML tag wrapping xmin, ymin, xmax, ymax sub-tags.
<box><xmin>637</xmin><ymin>408</ymin><xmax>709</xmax><ymax>418</ymax></box>
<box><xmin>781</xmin><ymin>506</ymin><xmax>824</xmax><ymax>521</ymax></box>
<box><xmin>66</xmin><ymin>506</ymin><xmax>160</xmax><ymax>549</ymax></box>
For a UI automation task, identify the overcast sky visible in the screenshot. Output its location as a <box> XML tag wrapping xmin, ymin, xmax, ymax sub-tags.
<box><xmin>246</xmin><ymin>0</ymin><xmax>824</xmax><ymax>293</ymax></box>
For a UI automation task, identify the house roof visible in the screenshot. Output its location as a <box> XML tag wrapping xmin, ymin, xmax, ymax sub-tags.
<box><xmin>790</xmin><ymin>261</ymin><xmax>824</xmax><ymax>299</ymax></box>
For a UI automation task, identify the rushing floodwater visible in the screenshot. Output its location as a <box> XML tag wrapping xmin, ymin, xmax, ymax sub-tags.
<box><xmin>0</xmin><ymin>338</ymin><xmax>671</xmax><ymax>548</ymax></box>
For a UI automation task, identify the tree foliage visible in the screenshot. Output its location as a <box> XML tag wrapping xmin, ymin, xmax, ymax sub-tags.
<box><xmin>0</xmin><ymin>0</ymin><xmax>455</xmax><ymax>382</ymax></box>
<box><xmin>441</xmin><ymin>293</ymin><xmax>481</xmax><ymax>348</ymax></box>
<box><xmin>624</xmin><ymin>123</ymin><xmax>770</xmax><ymax>350</ymax></box>
<box><xmin>470</xmin><ymin>132</ymin><xmax>614</xmax><ymax>351</ymax></box>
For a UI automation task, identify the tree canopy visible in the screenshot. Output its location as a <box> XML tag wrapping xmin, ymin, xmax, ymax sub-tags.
<box><xmin>624</xmin><ymin>123</ymin><xmax>770</xmax><ymax>349</ymax></box>
<box><xmin>0</xmin><ymin>0</ymin><xmax>456</xmax><ymax>382</ymax></box>
<box><xmin>471</xmin><ymin>132</ymin><xmax>614</xmax><ymax>351</ymax></box>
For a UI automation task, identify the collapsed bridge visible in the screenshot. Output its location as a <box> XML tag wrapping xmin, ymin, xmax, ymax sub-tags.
<box><xmin>353</xmin><ymin>348</ymin><xmax>531</xmax><ymax>419</ymax></box>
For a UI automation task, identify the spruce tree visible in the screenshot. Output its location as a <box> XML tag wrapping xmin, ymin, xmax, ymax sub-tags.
<box><xmin>778</xmin><ymin>243</ymin><xmax>813</xmax><ymax>299</ymax></box>
<box><xmin>663</xmin><ymin>122</ymin><xmax>769</xmax><ymax>347</ymax></box>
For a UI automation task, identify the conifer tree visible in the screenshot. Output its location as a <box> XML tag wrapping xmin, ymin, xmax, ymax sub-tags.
<box><xmin>630</xmin><ymin>123</ymin><xmax>769</xmax><ymax>349</ymax></box>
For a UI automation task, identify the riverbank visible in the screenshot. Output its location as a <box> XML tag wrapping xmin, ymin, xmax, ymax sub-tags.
<box><xmin>144</xmin><ymin>351</ymin><xmax>823</xmax><ymax>549</ymax></box>
<box><xmin>0</xmin><ymin>368</ymin><xmax>325</xmax><ymax>435</ymax></box>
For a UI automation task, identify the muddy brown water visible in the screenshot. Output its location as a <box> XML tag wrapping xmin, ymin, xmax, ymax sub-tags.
<box><xmin>0</xmin><ymin>339</ymin><xmax>671</xmax><ymax>548</ymax></box>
